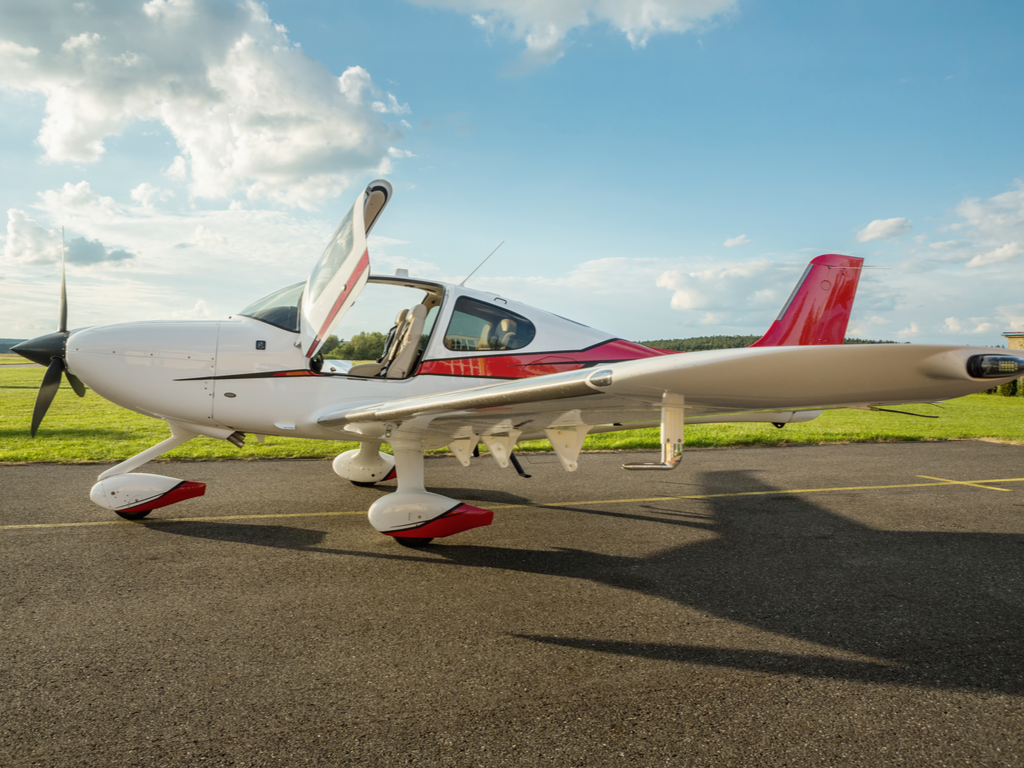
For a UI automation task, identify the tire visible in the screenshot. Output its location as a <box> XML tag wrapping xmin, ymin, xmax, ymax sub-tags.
<box><xmin>350</xmin><ymin>480</ymin><xmax>379</xmax><ymax>488</ymax></box>
<box><xmin>115</xmin><ymin>509</ymin><xmax>152</xmax><ymax>520</ymax></box>
<box><xmin>394</xmin><ymin>537</ymin><xmax>434</xmax><ymax>548</ymax></box>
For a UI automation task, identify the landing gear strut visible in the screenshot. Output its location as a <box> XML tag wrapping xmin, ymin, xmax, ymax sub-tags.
<box><xmin>367</xmin><ymin>437</ymin><xmax>493</xmax><ymax>544</ymax></box>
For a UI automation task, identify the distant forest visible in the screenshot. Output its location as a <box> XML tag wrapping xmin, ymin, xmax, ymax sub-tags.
<box><xmin>640</xmin><ymin>336</ymin><xmax>898</xmax><ymax>351</ymax></box>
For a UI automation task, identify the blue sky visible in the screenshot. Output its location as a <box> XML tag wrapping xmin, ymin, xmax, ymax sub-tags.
<box><xmin>2</xmin><ymin>0</ymin><xmax>1023</xmax><ymax>344</ymax></box>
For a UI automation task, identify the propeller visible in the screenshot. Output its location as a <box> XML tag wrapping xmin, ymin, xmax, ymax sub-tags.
<box><xmin>11</xmin><ymin>230</ymin><xmax>87</xmax><ymax>436</ymax></box>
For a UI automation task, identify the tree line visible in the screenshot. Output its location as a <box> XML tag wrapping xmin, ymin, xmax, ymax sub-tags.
<box><xmin>640</xmin><ymin>336</ymin><xmax>897</xmax><ymax>352</ymax></box>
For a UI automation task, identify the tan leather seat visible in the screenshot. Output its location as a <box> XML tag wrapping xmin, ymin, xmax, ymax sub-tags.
<box><xmin>348</xmin><ymin>308</ymin><xmax>408</xmax><ymax>378</ymax></box>
<box><xmin>477</xmin><ymin>322</ymin><xmax>493</xmax><ymax>351</ymax></box>
<box><xmin>386</xmin><ymin>304</ymin><xmax>428</xmax><ymax>378</ymax></box>
<box><xmin>497</xmin><ymin>318</ymin><xmax>516</xmax><ymax>349</ymax></box>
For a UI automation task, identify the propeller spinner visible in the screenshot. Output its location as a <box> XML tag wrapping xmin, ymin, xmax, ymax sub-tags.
<box><xmin>11</xmin><ymin>233</ymin><xmax>86</xmax><ymax>436</ymax></box>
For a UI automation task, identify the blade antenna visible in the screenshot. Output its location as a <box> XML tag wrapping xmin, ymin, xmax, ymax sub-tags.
<box><xmin>459</xmin><ymin>241</ymin><xmax>504</xmax><ymax>287</ymax></box>
<box><xmin>59</xmin><ymin>226</ymin><xmax>67</xmax><ymax>333</ymax></box>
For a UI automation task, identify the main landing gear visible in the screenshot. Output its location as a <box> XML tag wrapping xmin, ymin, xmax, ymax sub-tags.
<box><xmin>332</xmin><ymin>442</ymin><xmax>397</xmax><ymax>487</ymax></box>
<box><xmin>365</xmin><ymin>437</ymin><xmax>493</xmax><ymax>545</ymax></box>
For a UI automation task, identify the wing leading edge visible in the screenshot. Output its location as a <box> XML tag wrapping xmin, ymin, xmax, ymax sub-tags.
<box><xmin>318</xmin><ymin>343</ymin><xmax>1024</xmax><ymax>444</ymax></box>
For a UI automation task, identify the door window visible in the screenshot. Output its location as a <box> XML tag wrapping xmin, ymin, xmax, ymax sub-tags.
<box><xmin>443</xmin><ymin>297</ymin><xmax>535</xmax><ymax>351</ymax></box>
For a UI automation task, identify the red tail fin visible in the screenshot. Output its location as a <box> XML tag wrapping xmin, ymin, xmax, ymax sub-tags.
<box><xmin>750</xmin><ymin>254</ymin><xmax>864</xmax><ymax>347</ymax></box>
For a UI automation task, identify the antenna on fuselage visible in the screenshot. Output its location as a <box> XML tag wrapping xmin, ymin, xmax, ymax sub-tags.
<box><xmin>459</xmin><ymin>241</ymin><xmax>504</xmax><ymax>287</ymax></box>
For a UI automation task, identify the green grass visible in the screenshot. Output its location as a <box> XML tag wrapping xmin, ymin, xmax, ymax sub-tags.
<box><xmin>0</xmin><ymin>355</ymin><xmax>34</xmax><ymax>366</ymax></box>
<box><xmin>0</xmin><ymin>367</ymin><xmax>360</xmax><ymax>463</ymax></box>
<box><xmin>1</xmin><ymin>366</ymin><xmax>1021</xmax><ymax>464</ymax></box>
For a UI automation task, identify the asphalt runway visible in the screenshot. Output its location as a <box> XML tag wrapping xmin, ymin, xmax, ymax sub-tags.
<box><xmin>2</xmin><ymin>441</ymin><xmax>1024</xmax><ymax>766</ymax></box>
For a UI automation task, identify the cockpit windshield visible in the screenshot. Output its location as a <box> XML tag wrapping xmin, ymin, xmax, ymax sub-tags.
<box><xmin>238</xmin><ymin>281</ymin><xmax>304</xmax><ymax>332</ymax></box>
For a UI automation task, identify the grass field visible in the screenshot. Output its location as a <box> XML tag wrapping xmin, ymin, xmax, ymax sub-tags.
<box><xmin>1</xmin><ymin>366</ymin><xmax>1022</xmax><ymax>464</ymax></box>
<box><xmin>0</xmin><ymin>354</ymin><xmax>33</xmax><ymax>365</ymax></box>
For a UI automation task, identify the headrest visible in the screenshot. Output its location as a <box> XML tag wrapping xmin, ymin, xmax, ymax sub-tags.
<box><xmin>499</xmin><ymin>318</ymin><xmax>515</xmax><ymax>332</ymax></box>
<box><xmin>394</xmin><ymin>308</ymin><xmax>409</xmax><ymax>325</ymax></box>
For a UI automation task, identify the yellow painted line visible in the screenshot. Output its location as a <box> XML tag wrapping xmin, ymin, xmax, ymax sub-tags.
<box><xmin>916</xmin><ymin>475</ymin><xmax>1011</xmax><ymax>492</ymax></box>
<box><xmin>4</xmin><ymin>475</ymin><xmax>1022</xmax><ymax>532</ymax></box>
<box><xmin>0</xmin><ymin>509</ymin><xmax>368</xmax><ymax>531</ymax></box>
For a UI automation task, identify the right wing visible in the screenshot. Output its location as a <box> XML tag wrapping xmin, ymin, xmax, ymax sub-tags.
<box><xmin>318</xmin><ymin>343</ymin><xmax>1022</xmax><ymax>445</ymax></box>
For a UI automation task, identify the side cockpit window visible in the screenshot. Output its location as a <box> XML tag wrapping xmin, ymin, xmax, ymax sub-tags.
<box><xmin>444</xmin><ymin>297</ymin><xmax>536</xmax><ymax>352</ymax></box>
<box><xmin>238</xmin><ymin>281</ymin><xmax>304</xmax><ymax>332</ymax></box>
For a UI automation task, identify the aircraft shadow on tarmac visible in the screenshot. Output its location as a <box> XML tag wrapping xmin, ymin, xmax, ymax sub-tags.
<box><xmin>155</xmin><ymin>469</ymin><xmax>1024</xmax><ymax>696</ymax></box>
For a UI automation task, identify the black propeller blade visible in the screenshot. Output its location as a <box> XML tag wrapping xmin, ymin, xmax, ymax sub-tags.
<box><xmin>12</xmin><ymin>229</ymin><xmax>87</xmax><ymax>437</ymax></box>
<box><xmin>31</xmin><ymin>358</ymin><xmax>66</xmax><ymax>437</ymax></box>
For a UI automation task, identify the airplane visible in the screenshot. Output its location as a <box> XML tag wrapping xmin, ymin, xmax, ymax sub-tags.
<box><xmin>12</xmin><ymin>179</ymin><xmax>1024</xmax><ymax>547</ymax></box>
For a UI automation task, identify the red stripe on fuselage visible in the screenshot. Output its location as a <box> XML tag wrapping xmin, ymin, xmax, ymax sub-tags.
<box><xmin>414</xmin><ymin>339</ymin><xmax>675</xmax><ymax>379</ymax></box>
<box><xmin>307</xmin><ymin>249</ymin><xmax>370</xmax><ymax>358</ymax></box>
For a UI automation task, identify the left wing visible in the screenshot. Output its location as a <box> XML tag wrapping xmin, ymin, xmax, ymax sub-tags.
<box><xmin>318</xmin><ymin>344</ymin><xmax>1024</xmax><ymax>444</ymax></box>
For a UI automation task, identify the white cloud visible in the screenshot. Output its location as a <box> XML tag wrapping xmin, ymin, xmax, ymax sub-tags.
<box><xmin>0</xmin><ymin>0</ymin><xmax>410</xmax><ymax>209</ymax></box>
<box><xmin>4</xmin><ymin>209</ymin><xmax>56</xmax><ymax>265</ymax></box>
<box><xmin>164</xmin><ymin>155</ymin><xmax>187</xmax><ymax>181</ymax></box>
<box><xmin>856</xmin><ymin>217</ymin><xmax>912</xmax><ymax>243</ymax></box>
<box><xmin>944</xmin><ymin>317</ymin><xmax>962</xmax><ymax>333</ymax></box>
<box><xmin>955</xmin><ymin>182</ymin><xmax>1024</xmax><ymax>239</ymax></box>
<box><xmin>996</xmin><ymin>304</ymin><xmax>1024</xmax><ymax>332</ymax></box>
<box><xmin>130</xmin><ymin>182</ymin><xmax>173</xmax><ymax>209</ymax></box>
<box><xmin>64</xmin><ymin>235</ymin><xmax>134</xmax><ymax>264</ymax></box>
<box><xmin>410</xmin><ymin>0</ymin><xmax>736</xmax><ymax>68</ymax></box>
<box><xmin>0</xmin><ymin>181</ymin><xmax>341</xmax><ymax>334</ymax></box>
<box><xmin>896</xmin><ymin>322</ymin><xmax>920</xmax><ymax>338</ymax></box>
<box><xmin>3</xmin><ymin>207</ymin><xmax>134</xmax><ymax>266</ymax></box>
<box><xmin>656</xmin><ymin>259</ymin><xmax>793</xmax><ymax>312</ymax></box>
<box><xmin>723</xmin><ymin>234</ymin><xmax>750</xmax><ymax>247</ymax></box>
<box><xmin>965</xmin><ymin>242</ymin><xmax>1022</xmax><ymax>269</ymax></box>
<box><xmin>172</xmin><ymin>299</ymin><xmax>212</xmax><ymax>319</ymax></box>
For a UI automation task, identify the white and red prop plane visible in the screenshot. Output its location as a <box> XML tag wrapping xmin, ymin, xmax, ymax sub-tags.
<box><xmin>14</xmin><ymin>180</ymin><xmax>1024</xmax><ymax>546</ymax></box>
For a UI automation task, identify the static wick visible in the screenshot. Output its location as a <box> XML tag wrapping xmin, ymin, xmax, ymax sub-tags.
<box><xmin>460</xmin><ymin>241</ymin><xmax>504</xmax><ymax>287</ymax></box>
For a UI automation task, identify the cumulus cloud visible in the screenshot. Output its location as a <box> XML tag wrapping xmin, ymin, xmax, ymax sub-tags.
<box><xmin>4</xmin><ymin>207</ymin><xmax>134</xmax><ymax>265</ymax></box>
<box><xmin>723</xmin><ymin>234</ymin><xmax>750</xmax><ymax>247</ymax></box>
<box><xmin>65</xmin><ymin>236</ymin><xmax>134</xmax><ymax>264</ymax></box>
<box><xmin>944</xmin><ymin>317</ymin><xmax>962</xmax><ymax>333</ymax></box>
<box><xmin>966</xmin><ymin>242</ymin><xmax>1022</xmax><ymax>269</ymax></box>
<box><xmin>4</xmin><ymin>209</ymin><xmax>56</xmax><ymax>264</ymax></box>
<box><xmin>955</xmin><ymin>182</ymin><xmax>1024</xmax><ymax>239</ymax></box>
<box><xmin>996</xmin><ymin>304</ymin><xmax>1024</xmax><ymax>331</ymax></box>
<box><xmin>856</xmin><ymin>217</ymin><xmax>912</xmax><ymax>243</ymax></box>
<box><xmin>130</xmin><ymin>182</ymin><xmax>173</xmax><ymax>209</ymax></box>
<box><xmin>410</xmin><ymin>0</ymin><xmax>736</xmax><ymax>68</ymax></box>
<box><xmin>172</xmin><ymin>299</ymin><xmax>212</xmax><ymax>319</ymax></box>
<box><xmin>656</xmin><ymin>259</ymin><xmax>791</xmax><ymax>312</ymax></box>
<box><xmin>0</xmin><ymin>0</ymin><xmax>410</xmax><ymax>208</ymax></box>
<box><xmin>1</xmin><ymin>181</ymin><xmax>341</xmax><ymax>333</ymax></box>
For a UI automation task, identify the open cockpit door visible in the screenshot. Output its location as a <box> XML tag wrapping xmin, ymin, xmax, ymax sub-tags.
<box><xmin>300</xmin><ymin>180</ymin><xmax>392</xmax><ymax>359</ymax></box>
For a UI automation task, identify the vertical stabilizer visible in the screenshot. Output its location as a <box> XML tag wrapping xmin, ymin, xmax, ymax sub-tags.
<box><xmin>750</xmin><ymin>254</ymin><xmax>864</xmax><ymax>347</ymax></box>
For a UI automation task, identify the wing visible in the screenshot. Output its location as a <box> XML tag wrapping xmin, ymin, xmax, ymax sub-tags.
<box><xmin>318</xmin><ymin>344</ymin><xmax>1022</xmax><ymax>447</ymax></box>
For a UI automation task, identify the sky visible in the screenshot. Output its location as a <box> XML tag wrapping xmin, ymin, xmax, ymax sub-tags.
<box><xmin>1</xmin><ymin>0</ymin><xmax>1023</xmax><ymax>345</ymax></box>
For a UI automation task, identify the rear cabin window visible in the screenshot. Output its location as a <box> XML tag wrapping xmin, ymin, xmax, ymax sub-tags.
<box><xmin>444</xmin><ymin>297</ymin><xmax>536</xmax><ymax>352</ymax></box>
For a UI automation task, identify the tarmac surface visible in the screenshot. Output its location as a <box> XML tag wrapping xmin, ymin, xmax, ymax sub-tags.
<box><xmin>2</xmin><ymin>440</ymin><xmax>1024</xmax><ymax>766</ymax></box>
